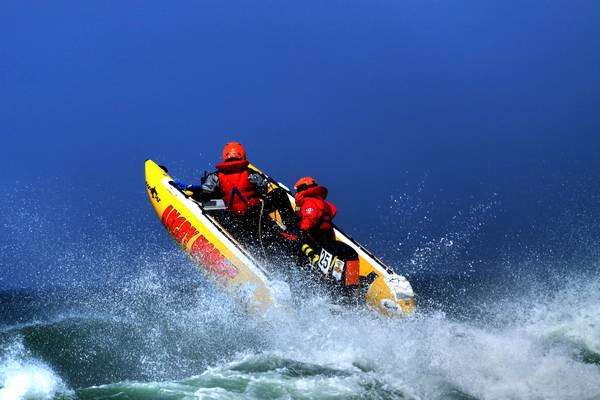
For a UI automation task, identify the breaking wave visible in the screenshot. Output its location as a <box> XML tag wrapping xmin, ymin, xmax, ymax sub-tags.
<box><xmin>2</xmin><ymin>265</ymin><xmax>599</xmax><ymax>400</ymax></box>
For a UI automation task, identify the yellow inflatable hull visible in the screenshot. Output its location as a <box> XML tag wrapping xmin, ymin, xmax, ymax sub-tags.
<box><xmin>145</xmin><ymin>159</ymin><xmax>416</xmax><ymax>316</ymax></box>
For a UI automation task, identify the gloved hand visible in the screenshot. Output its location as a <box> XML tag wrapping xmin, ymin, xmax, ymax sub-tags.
<box><xmin>279</xmin><ymin>232</ymin><xmax>299</xmax><ymax>241</ymax></box>
<box><xmin>171</xmin><ymin>181</ymin><xmax>189</xmax><ymax>190</ymax></box>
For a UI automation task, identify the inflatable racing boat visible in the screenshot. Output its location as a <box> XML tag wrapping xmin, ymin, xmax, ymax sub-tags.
<box><xmin>145</xmin><ymin>159</ymin><xmax>415</xmax><ymax>316</ymax></box>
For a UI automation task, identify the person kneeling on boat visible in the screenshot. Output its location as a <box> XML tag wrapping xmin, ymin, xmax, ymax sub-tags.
<box><xmin>173</xmin><ymin>141</ymin><xmax>265</xmax><ymax>209</ymax></box>
<box><xmin>291</xmin><ymin>177</ymin><xmax>360</xmax><ymax>296</ymax></box>
<box><xmin>172</xmin><ymin>141</ymin><xmax>295</xmax><ymax>250</ymax></box>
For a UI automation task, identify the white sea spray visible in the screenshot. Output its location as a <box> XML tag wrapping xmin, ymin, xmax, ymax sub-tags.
<box><xmin>0</xmin><ymin>339</ymin><xmax>68</xmax><ymax>400</ymax></box>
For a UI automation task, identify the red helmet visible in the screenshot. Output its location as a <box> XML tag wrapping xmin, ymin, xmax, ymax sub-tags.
<box><xmin>222</xmin><ymin>142</ymin><xmax>246</xmax><ymax>162</ymax></box>
<box><xmin>294</xmin><ymin>176</ymin><xmax>317</xmax><ymax>192</ymax></box>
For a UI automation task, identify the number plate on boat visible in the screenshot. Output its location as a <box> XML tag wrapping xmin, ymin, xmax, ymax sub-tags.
<box><xmin>318</xmin><ymin>249</ymin><xmax>333</xmax><ymax>275</ymax></box>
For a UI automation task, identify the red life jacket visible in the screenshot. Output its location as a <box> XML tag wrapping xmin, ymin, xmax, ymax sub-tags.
<box><xmin>216</xmin><ymin>159</ymin><xmax>260</xmax><ymax>214</ymax></box>
<box><xmin>295</xmin><ymin>186</ymin><xmax>337</xmax><ymax>232</ymax></box>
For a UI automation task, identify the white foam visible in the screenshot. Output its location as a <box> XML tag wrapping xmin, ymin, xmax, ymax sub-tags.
<box><xmin>0</xmin><ymin>341</ymin><xmax>66</xmax><ymax>400</ymax></box>
<box><xmin>256</xmin><ymin>272</ymin><xmax>600</xmax><ymax>400</ymax></box>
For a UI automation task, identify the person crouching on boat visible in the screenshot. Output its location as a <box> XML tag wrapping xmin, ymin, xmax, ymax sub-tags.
<box><xmin>174</xmin><ymin>141</ymin><xmax>267</xmax><ymax>212</ymax></box>
<box><xmin>202</xmin><ymin>141</ymin><xmax>266</xmax><ymax>215</ymax></box>
<box><xmin>293</xmin><ymin>177</ymin><xmax>336</xmax><ymax>243</ymax></box>
<box><xmin>293</xmin><ymin>177</ymin><xmax>360</xmax><ymax>296</ymax></box>
<box><xmin>172</xmin><ymin>142</ymin><xmax>295</xmax><ymax>252</ymax></box>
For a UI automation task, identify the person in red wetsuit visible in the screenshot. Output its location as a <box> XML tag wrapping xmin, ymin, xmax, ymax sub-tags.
<box><xmin>202</xmin><ymin>142</ymin><xmax>265</xmax><ymax>213</ymax></box>
<box><xmin>174</xmin><ymin>143</ymin><xmax>260</xmax><ymax>242</ymax></box>
<box><xmin>172</xmin><ymin>142</ymin><xmax>296</xmax><ymax>251</ymax></box>
<box><xmin>173</xmin><ymin>142</ymin><xmax>269</xmax><ymax>213</ymax></box>
<box><xmin>293</xmin><ymin>177</ymin><xmax>337</xmax><ymax>243</ymax></box>
<box><xmin>293</xmin><ymin>177</ymin><xmax>360</xmax><ymax>291</ymax></box>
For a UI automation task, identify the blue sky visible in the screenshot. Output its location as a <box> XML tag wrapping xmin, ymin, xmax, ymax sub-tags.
<box><xmin>2</xmin><ymin>1</ymin><xmax>600</xmax><ymax>288</ymax></box>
